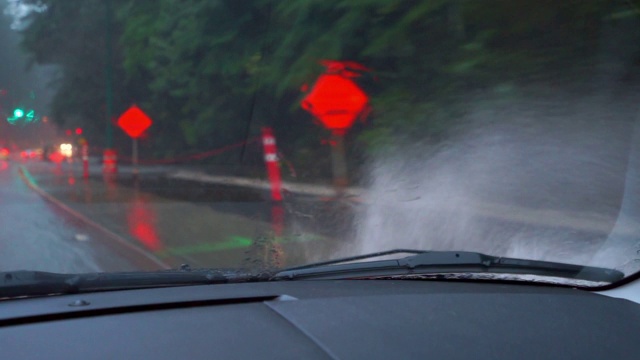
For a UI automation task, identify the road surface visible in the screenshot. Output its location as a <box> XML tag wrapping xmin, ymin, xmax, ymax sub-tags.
<box><xmin>0</xmin><ymin>160</ymin><xmax>162</xmax><ymax>273</ymax></box>
<box><xmin>9</xmin><ymin>160</ymin><xmax>340</xmax><ymax>273</ymax></box>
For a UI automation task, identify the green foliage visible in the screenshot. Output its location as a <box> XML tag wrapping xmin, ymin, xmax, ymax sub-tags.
<box><xmin>16</xmin><ymin>0</ymin><xmax>629</xmax><ymax>172</ymax></box>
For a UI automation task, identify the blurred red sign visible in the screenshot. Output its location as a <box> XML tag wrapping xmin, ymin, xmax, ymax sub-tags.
<box><xmin>117</xmin><ymin>105</ymin><xmax>152</xmax><ymax>138</ymax></box>
<box><xmin>301</xmin><ymin>61</ymin><xmax>369</xmax><ymax>132</ymax></box>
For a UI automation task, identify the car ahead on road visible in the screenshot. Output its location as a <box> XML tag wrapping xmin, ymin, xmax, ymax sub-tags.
<box><xmin>19</xmin><ymin>148</ymin><xmax>43</xmax><ymax>161</ymax></box>
<box><xmin>0</xmin><ymin>250</ymin><xmax>639</xmax><ymax>359</ymax></box>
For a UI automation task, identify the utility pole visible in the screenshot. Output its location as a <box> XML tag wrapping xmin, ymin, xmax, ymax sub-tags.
<box><xmin>103</xmin><ymin>0</ymin><xmax>116</xmax><ymax>174</ymax></box>
<box><xmin>329</xmin><ymin>130</ymin><xmax>349</xmax><ymax>194</ymax></box>
<box><xmin>104</xmin><ymin>0</ymin><xmax>114</xmax><ymax>150</ymax></box>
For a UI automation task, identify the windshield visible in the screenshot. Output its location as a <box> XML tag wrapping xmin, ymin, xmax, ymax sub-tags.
<box><xmin>1</xmin><ymin>0</ymin><xmax>640</xmax><ymax>288</ymax></box>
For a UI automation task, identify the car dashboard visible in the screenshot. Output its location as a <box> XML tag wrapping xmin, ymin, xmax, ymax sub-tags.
<box><xmin>0</xmin><ymin>280</ymin><xmax>638</xmax><ymax>359</ymax></box>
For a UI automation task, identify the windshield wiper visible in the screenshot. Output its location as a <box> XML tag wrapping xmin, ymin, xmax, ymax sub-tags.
<box><xmin>274</xmin><ymin>250</ymin><xmax>625</xmax><ymax>283</ymax></box>
<box><xmin>0</xmin><ymin>269</ymin><xmax>271</xmax><ymax>299</ymax></box>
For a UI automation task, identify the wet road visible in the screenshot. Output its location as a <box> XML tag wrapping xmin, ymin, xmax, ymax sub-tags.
<box><xmin>15</xmin><ymin>160</ymin><xmax>340</xmax><ymax>272</ymax></box>
<box><xmin>0</xmin><ymin>161</ymin><xmax>159</xmax><ymax>273</ymax></box>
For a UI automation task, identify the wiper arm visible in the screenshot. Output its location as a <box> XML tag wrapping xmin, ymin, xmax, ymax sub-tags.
<box><xmin>283</xmin><ymin>249</ymin><xmax>428</xmax><ymax>271</ymax></box>
<box><xmin>0</xmin><ymin>269</ymin><xmax>269</xmax><ymax>299</ymax></box>
<box><xmin>274</xmin><ymin>250</ymin><xmax>625</xmax><ymax>283</ymax></box>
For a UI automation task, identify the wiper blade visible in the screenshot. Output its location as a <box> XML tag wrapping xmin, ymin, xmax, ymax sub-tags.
<box><xmin>0</xmin><ymin>269</ymin><xmax>270</xmax><ymax>299</ymax></box>
<box><xmin>274</xmin><ymin>250</ymin><xmax>625</xmax><ymax>283</ymax></box>
<box><xmin>283</xmin><ymin>249</ymin><xmax>428</xmax><ymax>271</ymax></box>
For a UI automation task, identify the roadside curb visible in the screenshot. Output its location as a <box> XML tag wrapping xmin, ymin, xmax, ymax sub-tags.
<box><xmin>60</xmin><ymin>162</ymin><xmax>368</xmax><ymax>200</ymax></box>
<box><xmin>18</xmin><ymin>165</ymin><xmax>171</xmax><ymax>270</ymax></box>
<box><xmin>168</xmin><ymin>170</ymin><xmax>366</xmax><ymax>198</ymax></box>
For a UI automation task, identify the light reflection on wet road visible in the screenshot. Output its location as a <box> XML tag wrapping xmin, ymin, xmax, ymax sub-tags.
<box><xmin>0</xmin><ymin>161</ymin><xmax>150</xmax><ymax>273</ymax></box>
<box><xmin>127</xmin><ymin>194</ymin><xmax>164</xmax><ymax>252</ymax></box>
<box><xmin>18</xmin><ymin>160</ymin><xmax>338</xmax><ymax>272</ymax></box>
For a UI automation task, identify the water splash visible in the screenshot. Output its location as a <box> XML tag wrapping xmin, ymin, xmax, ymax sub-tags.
<box><xmin>345</xmin><ymin>88</ymin><xmax>640</xmax><ymax>273</ymax></box>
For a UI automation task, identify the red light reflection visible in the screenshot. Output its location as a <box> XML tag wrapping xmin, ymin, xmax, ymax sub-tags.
<box><xmin>48</xmin><ymin>151</ymin><xmax>65</xmax><ymax>163</ymax></box>
<box><xmin>271</xmin><ymin>204</ymin><xmax>284</xmax><ymax>237</ymax></box>
<box><xmin>127</xmin><ymin>196</ymin><xmax>163</xmax><ymax>252</ymax></box>
<box><xmin>318</xmin><ymin>59</ymin><xmax>370</xmax><ymax>77</ymax></box>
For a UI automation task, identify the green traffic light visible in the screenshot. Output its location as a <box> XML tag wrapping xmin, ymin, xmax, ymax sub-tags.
<box><xmin>13</xmin><ymin>108</ymin><xmax>24</xmax><ymax>118</ymax></box>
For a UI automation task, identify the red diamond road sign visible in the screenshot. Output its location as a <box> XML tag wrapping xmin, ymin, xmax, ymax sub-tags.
<box><xmin>117</xmin><ymin>105</ymin><xmax>152</xmax><ymax>138</ymax></box>
<box><xmin>301</xmin><ymin>74</ymin><xmax>368</xmax><ymax>131</ymax></box>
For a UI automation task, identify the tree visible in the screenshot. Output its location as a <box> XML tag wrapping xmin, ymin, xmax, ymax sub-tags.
<box><xmin>14</xmin><ymin>0</ymin><xmax>631</xmax><ymax>177</ymax></box>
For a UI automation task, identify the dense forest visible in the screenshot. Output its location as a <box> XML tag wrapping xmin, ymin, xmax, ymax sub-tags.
<box><xmin>13</xmin><ymin>0</ymin><xmax>640</xmax><ymax>179</ymax></box>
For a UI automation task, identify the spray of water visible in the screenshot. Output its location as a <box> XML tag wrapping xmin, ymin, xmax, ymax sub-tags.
<box><xmin>342</xmin><ymin>88</ymin><xmax>640</xmax><ymax>273</ymax></box>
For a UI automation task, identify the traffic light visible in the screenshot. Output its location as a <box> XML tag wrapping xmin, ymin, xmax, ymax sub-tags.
<box><xmin>25</xmin><ymin>110</ymin><xmax>35</xmax><ymax>122</ymax></box>
<box><xmin>75</xmin><ymin>127</ymin><xmax>83</xmax><ymax>135</ymax></box>
<box><xmin>7</xmin><ymin>108</ymin><xmax>23</xmax><ymax>124</ymax></box>
<box><xmin>7</xmin><ymin>108</ymin><xmax>37</xmax><ymax>125</ymax></box>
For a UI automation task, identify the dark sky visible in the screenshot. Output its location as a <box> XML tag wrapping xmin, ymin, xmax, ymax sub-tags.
<box><xmin>0</xmin><ymin>9</ymin><xmax>57</xmax><ymax>148</ymax></box>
